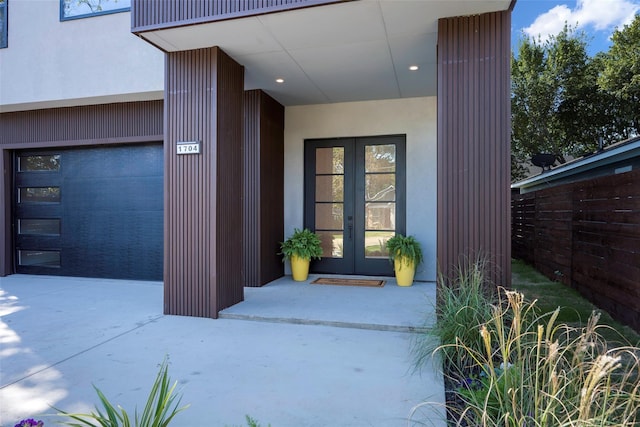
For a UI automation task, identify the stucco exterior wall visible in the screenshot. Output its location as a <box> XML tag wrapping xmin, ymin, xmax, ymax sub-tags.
<box><xmin>284</xmin><ymin>96</ymin><xmax>437</xmax><ymax>281</ymax></box>
<box><xmin>0</xmin><ymin>0</ymin><xmax>163</xmax><ymax>112</ymax></box>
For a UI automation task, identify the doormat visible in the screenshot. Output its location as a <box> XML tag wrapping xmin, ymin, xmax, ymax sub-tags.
<box><xmin>310</xmin><ymin>278</ymin><xmax>385</xmax><ymax>287</ymax></box>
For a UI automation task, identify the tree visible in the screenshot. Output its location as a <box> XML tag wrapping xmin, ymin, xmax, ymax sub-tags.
<box><xmin>511</xmin><ymin>35</ymin><xmax>559</xmax><ymax>166</ymax></box>
<box><xmin>550</xmin><ymin>29</ymin><xmax>611</xmax><ymax>155</ymax></box>
<box><xmin>511</xmin><ymin>26</ymin><xmax>607</xmax><ymax>181</ymax></box>
<box><xmin>598</xmin><ymin>14</ymin><xmax>640</xmax><ymax>138</ymax></box>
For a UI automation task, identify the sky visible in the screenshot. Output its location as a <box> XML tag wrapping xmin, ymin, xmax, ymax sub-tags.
<box><xmin>511</xmin><ymin>0</ymin><xmax>640</xmax><ymax>55</ymax></box>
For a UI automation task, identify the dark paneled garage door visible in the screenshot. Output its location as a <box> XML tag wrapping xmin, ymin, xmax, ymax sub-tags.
<box><xmin>14</xmin><ymin>144</ymin><xmax>163</xmax><ymax>280</ymax></box>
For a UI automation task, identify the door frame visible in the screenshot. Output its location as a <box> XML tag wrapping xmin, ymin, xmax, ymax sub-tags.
<box><xmin>304</xmin><ymin>134</ymin><xmax>406</xmax><ymax>276</ymax></box>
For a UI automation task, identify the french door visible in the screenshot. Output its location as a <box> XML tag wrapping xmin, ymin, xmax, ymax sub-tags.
<box><xmin>304</xmin><ymin>135</ymin><xmax>405</xmax><ymax>275</ymax></box>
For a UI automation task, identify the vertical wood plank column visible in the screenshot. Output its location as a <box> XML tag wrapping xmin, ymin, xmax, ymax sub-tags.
<box><xmin>437</xmin><ymin>11</ymin><xmax>512</xmax><ymax>287</ymax></box>
<box><xmin>243</xmin><ymin>90</ymin><xmax>285</xmax><ymax>287</ymax></box>
<box><xmin>164</xmin><ymin>47</ymin><xmax>244</xmax><ymax>318</ymax></box>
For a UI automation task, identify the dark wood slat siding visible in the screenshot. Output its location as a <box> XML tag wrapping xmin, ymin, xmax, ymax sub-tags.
<box><xmin>258</xmin><ymin>92</ymin><xmax>285</xmax><ymax>284</ymax></box>
<box><xmin>0</xmin><ymin>101</ymin><xmax>163</xmax><ymax>277</ymax></box>
<box><xmin>437</xmin><ymin>11</ymin><xmax>512</xmax><ymax>288</ymax></box>
<box><xmin>243</xmin><ymin>90</ymin><xmax>285</xmax><ymax>287</ymax></box>
<box><xmin>0</xmin><ymin>101</ymin><xmax>163</xmax><ymax>146</ymax></box>
<box><xmin>164</xmin><ymin>47</ymin><xmax>244</xmax><ymax>318</ymax></box>
<box><xmin>132</xmin><ymin>0</ymin><xmax>345</xmax><ymax>32</ymax></box>
<box><xmin>216</xmin><ymin>49</ymin><xmax>245</xmax><ymax>310</ymax></box>
<box><xmin>244</xmin><ymin>91</ymin><xmax>260</xmax><ymax>286</ymax></box>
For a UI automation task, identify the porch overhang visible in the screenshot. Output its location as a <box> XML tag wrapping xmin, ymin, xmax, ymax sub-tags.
<box><xmin>132</xmin><ymin>0</ymin><xmax>513</xmax><ymax>106</ymax></box>
<box><xmin>131</xmin><ymin>0</ymin><xmax>515</xmax><ymax>318</ymax></box>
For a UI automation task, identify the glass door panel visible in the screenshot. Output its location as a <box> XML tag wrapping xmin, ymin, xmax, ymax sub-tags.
<box><xmin>305</xmin><ymin>136</ymin><xmax>405</xmax><ymax>276</ymax></box>
<box><xmin>364</xmin><ymin>144</ymin><xmax>396</xmax><ymax>259</ymax></box>
<box><xmin>314</xmin><ymin>147</ymin><xmax>344</xmax><ymax>259</ymax></box>
<box><xmin>315</xmin><ymin>147</ymin><xmax>343</xmax><ymax>174</ymax></box>
<box><xmin>14</xmin><ymin>152</ymin><xmax>64</xmax><ymax>272</ymax></box>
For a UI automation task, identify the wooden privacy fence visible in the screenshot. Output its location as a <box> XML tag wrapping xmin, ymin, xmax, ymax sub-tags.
<box><xmin>512</xmin><ymin>169</ymin><xmax>640</xmax><ymax>331</ymax></box>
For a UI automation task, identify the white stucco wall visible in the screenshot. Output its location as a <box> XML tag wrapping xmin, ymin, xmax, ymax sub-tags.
<box><xmin>0</xmin><ymin>0</ymin><xmax>164</xmax><ymax>112</ymax></box>
<box><xmin>284</xmin><ymin>96</ymin><xmax>437</xmax><ymax>281</ymax></box>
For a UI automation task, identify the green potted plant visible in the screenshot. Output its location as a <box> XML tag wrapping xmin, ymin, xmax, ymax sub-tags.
<box><xmin>385</xmin><ymin>234</ymin><xmax>423</xmax><ymax>286</ymax></box>
<box><xmin>280</xmin><ymin>228</ymin><xmax>323</xmax><ymax>281</ymax></box>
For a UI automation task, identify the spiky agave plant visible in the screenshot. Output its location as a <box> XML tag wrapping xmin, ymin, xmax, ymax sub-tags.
<box><xmin>57</xmin><ymin>357</ymin><xmax>189</xmax><ymax>427</ymax></box>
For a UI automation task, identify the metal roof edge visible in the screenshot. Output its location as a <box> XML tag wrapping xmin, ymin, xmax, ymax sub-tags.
<box><xmin>511</xmin><ymin>136</ymin><xmax>640</xmax><ymax>190</ymax></box>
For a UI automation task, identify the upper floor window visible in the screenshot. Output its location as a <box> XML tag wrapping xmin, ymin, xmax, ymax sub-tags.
<box><xmin>0</xmin><ymin>0</ymin><xmax>7</xmax><ymax>49</ymax></box>
<box><xmin>60</xmin><ymin>0</ymin><xmax>130</xmax><ymax>21</ymax></box>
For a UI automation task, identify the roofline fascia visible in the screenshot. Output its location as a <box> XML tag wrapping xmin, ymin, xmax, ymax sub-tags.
<box><xmin>512</xmin><ymin>137</ymin><xmax>640</xmax><ymax>190</ymax></box>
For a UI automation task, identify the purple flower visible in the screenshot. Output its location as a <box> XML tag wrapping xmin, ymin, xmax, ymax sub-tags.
<box><xmin>460</xmin><ymin>376</ymin><xmax>482</xmax><ymax>390</ymax></box>
<box><xmin>14</xmin><ymin>419</ymin><xmax>44</xmax><ymax>427</ymax></box>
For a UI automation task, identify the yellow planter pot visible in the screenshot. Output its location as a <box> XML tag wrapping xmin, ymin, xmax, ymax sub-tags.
<box><xmin>394</xmin><ymin>257</ymin><xmax>416</xmax><ymax>287</ymax></box>
<box><xmin>290</xmin><ymin>255</ymin><xmax>311</xmax><ymax>282</ymax></box>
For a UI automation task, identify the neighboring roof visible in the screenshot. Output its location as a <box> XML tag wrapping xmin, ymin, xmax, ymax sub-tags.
<box><xmin>512</xmin><ymin>136</ymin><xmax>640</xmax><ymax>193</ymax></box>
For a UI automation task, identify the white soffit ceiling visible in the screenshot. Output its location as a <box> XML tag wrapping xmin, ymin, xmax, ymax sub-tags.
<box><xmin>141</xmin><ymin>0</ymin><xmax>512</xmax><ymax>106</ymax></box>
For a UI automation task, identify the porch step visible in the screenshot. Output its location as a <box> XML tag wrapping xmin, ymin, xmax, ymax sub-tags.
<box><xmin>218</xmin><ymin>312</ymin><xmax>427</xmax><ymax>333</ymax></box>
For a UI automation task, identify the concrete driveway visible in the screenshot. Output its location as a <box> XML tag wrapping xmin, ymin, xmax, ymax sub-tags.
<box><xmin>0</xmin><ymin>274</ymin><xmax>445</xmax><ymax>427</ymax></box>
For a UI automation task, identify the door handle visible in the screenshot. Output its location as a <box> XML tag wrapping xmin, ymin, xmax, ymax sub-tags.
<box><xmin>347</xmin><ymin>216</ymin><xmax>353</xmax><ymax>239</ymax></box>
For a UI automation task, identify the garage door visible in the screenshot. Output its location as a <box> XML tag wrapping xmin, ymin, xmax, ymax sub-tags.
<box><xmin>14</xmin><ymin>144</ymin><xmax>163</xmax><ymax>280</ymax></box>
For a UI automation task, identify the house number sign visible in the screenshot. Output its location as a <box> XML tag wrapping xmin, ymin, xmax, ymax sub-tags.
<box><xmin>176</xmin><ymin>141</ymin><xmax>201</xmax><ymax>155</ymax></box>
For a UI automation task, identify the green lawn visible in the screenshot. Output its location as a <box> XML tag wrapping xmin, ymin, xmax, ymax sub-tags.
<box><xmin>511</xmin><ymin>259</ymin><xmax>640</xmax><ymax>347</ymax></box>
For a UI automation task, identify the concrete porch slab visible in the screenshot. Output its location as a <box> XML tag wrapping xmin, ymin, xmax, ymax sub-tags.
<box><xmin>0</xmin><ymin>274</ymin><xmax>445</xmax><ymax>427</ymax></box>
<box><xmin>220</xmin><ymin>274</ymin><xmax>437</xmax><ymax>332</ymax></box>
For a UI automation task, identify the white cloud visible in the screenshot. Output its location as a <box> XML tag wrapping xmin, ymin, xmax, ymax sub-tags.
<box><xmin>524</xmin><ymin>4</ymin><xmax>573</xmax><ymax>40</ymax></box>
<box><xmin>524</xmin><ymin>0</ymin><xmax>640</xmax><ymax>41</ymax></box>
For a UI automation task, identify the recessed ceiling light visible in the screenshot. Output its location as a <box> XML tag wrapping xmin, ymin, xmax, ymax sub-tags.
<box><xmin>276</xmin><ymin>78</ymin><xmax>284</xmax><ymax>83</ymax></box>
<box><xmin>409</xmin><ymin>65</ymin><xmax>419</xmax><ymax>71</ymax></box>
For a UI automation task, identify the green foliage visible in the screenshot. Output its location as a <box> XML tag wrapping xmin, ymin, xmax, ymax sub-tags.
<box><xmin>279</xmin><ymin>228</ymin><xmax>323</xmax><ymax>261</ymax></box>
<box><xmin>56</xmin><ymin>358</ymin><xmax>189</xmax><ymax>427</ymax></box>
<box><xmin>412</xmin><ymin>257</ymin><xmax>495</xmax><ymax>374</ymax></box>
<box><xmin>598</xmin><ymin>14</ymin><xmax>640</xmax><ymax>137</ymax></box>
<box><xmin>511</xmin><ymin>25</ymin><xmax>610</xmax><ymax>182</ymax></box>
<box><xmin>457</xmin><ymin>361</ymin><xmax>523</xmax><ymax>423</ymax></box>
<box><xmin>445</xmin><ymin>291</ymin><xmax>640</xmax><ymax>426</ymax></box>
<box><xmin>244</xmin><ymin>415</ymin><xmax>271</xmax><ymax>427</ymax></box>
<box><xmin>512</xmin><ymin>33</ymin><xmax>562</xmax><ymax>165</ymax></box>
<box><xmin>510</xmin><ymin>152</ymin><xmax>530</xmax><ymax>183</ymax></box>
<box><xmin>510</xmin><ymin>20</ymin><xmax>640</xmax><ymax>182</ymax></box>
<box><xmin>512</xmin><ymin>259</ymin><xmax>640</xmax><ymax>347</ymax></box>
<box><xmin>385</xmin><ymin>234</ymin><xmax>423</xmax><ymax>267</ymax></box>
<box><xmin>412</xmin><ymin>259</ymin><xmax>640</xmax><ymax>425</ymax></box>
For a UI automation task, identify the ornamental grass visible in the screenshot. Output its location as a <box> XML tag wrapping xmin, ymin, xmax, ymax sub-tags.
<box><xmin>410</xmin><ymin>259</ymin><xmax>640</xmax><ymax>427</ymax></box>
